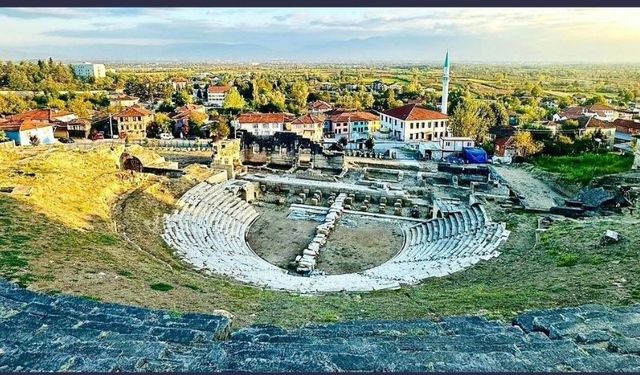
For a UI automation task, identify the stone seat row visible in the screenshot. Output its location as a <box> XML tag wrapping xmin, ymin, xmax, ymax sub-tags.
<box><xmin>163</xmin><ymin>182</ymin><xmax>510</xmax><ymax>293</ymax></box>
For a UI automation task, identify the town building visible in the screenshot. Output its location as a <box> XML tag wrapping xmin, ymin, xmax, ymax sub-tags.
<box><xmin>325</xmin><ymin>111</ymin><xmax>380</xmax><ymax>141</ymax></box>
<box><xmin>109</xmin><ymin>94</ymin><xmax>140</xmax><ymax>108</ymax></box>
<box><xmin>113</xmin><ymin>105</ymin><xmax>154</xmax><ymax>140</ymax></box>
<box><xmin>0</xmin><ymin>121</ymin><xmax>55</xmax><ymax>146</ymax></box>
<box><xmin>170</xmin><ymin>104</ymin><xmax>208</xmax><ymax>135</ymax></box>
<box><xmin>494</xmin><ymin>136</ymin><xmax>517</xmax><ymax>158</ymax></box>
<box><xmin>576</xmin><ymin>116</ymin><xmax>617</xmax><ymax>145</ymax></box>
<box><xmin>614</xmin><ymin>118</ymin><xmax>640</xmax><ymax>136</ymax></box>
<box><xmin>170</xmin><ymin>78</ymin><xmax>189</xmax><ymax>92</ymax></box>
<box><xmin>288</xmin><ymin>114</ymin><xmax>324</xmax><ymax>142</ymax></box>
<box><xmin>307</xmin><ymin>100</ymin><xmax>333</xmax><ymax>114</ymax></box>
<box><xmin>556</xmin><ymin>104</ymin><xmax>619</xmax><ymax>122</ymax></box>
<box><xmin>380</xmin><ymin>103</ymin><xmax>449</xmax><ymax>143</ymax></box>
<box><xmin>71</xmin><ymin>62</ymin><xmax>106</xmax><ymax>79</ymax></box>
<box><xmin>1</xmin><ymin>108</ymin><xmax>86</xmax><ymax>140</ymax></box>
<box><xmin>233</xmin><ymin>113</ymin><xmax>289</xmax><ymax>137</ymax></box>
<box><xmin>418</xmin><ymin>136</ymin><xmax>474</xmax><ymax>160</ymax></box>
<box><xmin>205</xmin><ymin>85</ymin><xmax>232</xmax><ymax>108</ymax></box>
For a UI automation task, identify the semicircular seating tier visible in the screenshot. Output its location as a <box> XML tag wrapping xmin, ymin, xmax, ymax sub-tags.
<box><xmin>163</xmin><ymin>181</ymin><xmax>510</xmax><ymax>293</ymax></box>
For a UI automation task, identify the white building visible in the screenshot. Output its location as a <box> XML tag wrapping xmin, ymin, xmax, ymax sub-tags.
<box><xmin>233</xmin><ymin>113</ymin><xmax>288</xmax><ymax>137</ymax></box>
<box><xmin>380</xmin><ymin>103</ymin><xmax>449</xmax><ymax>143</ymax></box>
<box><xmin>71</xmin><ymin>62</ymin><xmax>106</xmax><ymax>79</ymax></box>
<box><xmin>418</xmin><ymin>137</ymin><xmax>474</xmax><ymax>160</ymax></box>
<box><xmin>0</xmin><ymin>121</ymin><xmax>55</xmax><ymax>146</ymax></box>
<box><xmin>109</xmin><ymin>94</ymin><xmax>140</xmax><ymax>107</ymax></box>
<box><xmin>206</xmin><ymin>85</ymin><xmax>232</xmax><ymax>108</ymax></box>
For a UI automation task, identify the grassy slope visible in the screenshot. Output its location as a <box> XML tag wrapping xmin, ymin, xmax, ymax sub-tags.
<box><xmin>532</xmin><ymin>153</ymin><xmax>634</xmax><ymax>186</ymax></box>
<box><xmin>2</xmin><ymin>146</ymin><xmax>640</xmax><ymax>329</ymax></box>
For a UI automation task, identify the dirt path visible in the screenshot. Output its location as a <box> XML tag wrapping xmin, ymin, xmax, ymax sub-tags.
<box><xmin>492</xmin><ymin>165</ymin><xmax>565</xmax><ymax>210</ymax></box>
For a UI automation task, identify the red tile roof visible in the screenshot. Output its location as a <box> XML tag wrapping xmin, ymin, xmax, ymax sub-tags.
<box><xmin>614</xmin><ymin>118</ymin><xmax>640</xmax><ymax>131</ymax></box>
<box><xmin>559</xmin><ymin>106</ymin><xmax>587</xmax><ymax>119</ymax></box>
<box><xmin>114</xmin><ymin>105</ymin><xmax>153</xmax><ymax>118</ymax></box>
<box><xmin>382</xmin><ymin>103</ymin><xmax>448</xmax><ymax>121</ymax></box>
<box><xmin>237</xmin><ymin>113</ymin><xmax>287</xmax><ymax>124</ymax></box>
<box><xmin>308</xmin><ymin>100</ymin><xmax>332</xmax><ymax>111</ymax></box>
<box><xmin>175</xmin><ymin>104</ymin><xmax>205</xmax><ymax>113</ymax></box>
<box><xmin>207</xmin><ymin>85</ymin><xmax>231</xmax><ymax>94</ymax></box>
<box><xmin>291</xmin><ymin>114</ymin><xmax>324</xmax><ymax>125</ymax></box>
<box><xmin>0</xmin><ymin>120</ymin><xmax>53</xmax><ymax>132</ymax></box>
<box><xmin>10</xmin><ymin>109</ymin><xmax>75</xmax><ymax>122</ymax></box>
<box><xmin>329</xmin><ymin>111</ymin><xmax>379</xmax><ymax>123</ymax></box>
<box><xmin>584</xmin><ymin>117</ymin><xmax>616</xmax><ymax>129</ymax></box>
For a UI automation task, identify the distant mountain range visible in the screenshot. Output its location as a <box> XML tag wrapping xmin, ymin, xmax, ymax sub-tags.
<box><xmin>0</xmin><ymin>34</ymin><xmax>637</xmax><ymax>64</ymax></box>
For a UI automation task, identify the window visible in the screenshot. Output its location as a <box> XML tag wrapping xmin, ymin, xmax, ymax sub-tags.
<box><xmin>428</xmin><ymin>122</ymin><xmax>432</xmax><ymax>128</ymax></box>
<box><xmin>446</xmin><ymin>142</ymin><xmax>451</xmax><ymax>147</ymax></box>
<box><xmin>410</xmin><ymin>123</ymin><xmax>414</xmax><ymax>130</ymax></box>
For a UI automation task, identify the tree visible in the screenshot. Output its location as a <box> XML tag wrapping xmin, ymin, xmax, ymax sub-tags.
<box><xmin>339</xmin><ymin>136</ymin><xmax>348</xmax><ymax>146</ymax></box>
<box><xmin>154</xmin><ymin>113</ymin><xmax>172</xmax><ymax>132</ymax></box>
<box><xmin>0</xmin><ymin>93</ymin><xmax>33</xmax><ymax>115</ymax></box>
<box><xmin>514</xmin><ymin>131</ymin><xmax>543</xmax><ymax>158</ymax></box>
<box><xmin>489</xmin><ymin>102</ymin><xmax>509</xmax><ymax>126</ymax></box>
<box><xmin>585</xmin><ymin>94</ymin><xmax>607</xmax><ymax>106</ymax></box>
<box><xmin>223</xmin><ymin>87</ymin><xmax>246</xmax><ymax>112</ymax></box>
<box><xmin>47</xmin><ymin>97</ymin><xmax>66</xmax><ymax>110</ymax></box>
<box><xmin>66</xmin><ymin>98</ymin><xmax>93</xmax><ymax>118</ymax></box>
<box><xmin>157</xmin><ymin>100</ymin><xmax>175</xmax><ymax>113</ymax></box>
<box><xmin>558</xmin><ymin>96</ymin><xmax>573</xmax><ymax>109</ymax></box>
<box><xmin>211</xmin><ymin>118</ymin><xmax>231</xmax><ymax>140</ymax></box>
<box><xmin>290</xmin><ymin>81</ymin><xmax>309</xmax><ymax>113</ymax></box>
<box><xmin>365</xmin><ymin>137</ymin><xmax>375</xmax><ymax>151</ymax></box>
<box><xmin>384</xmin><ymin>89</ymin><xmax>401</xmax><ymax>109</ymax></box>
<box><xmin>189</xmin><ymin>111</ymin><xmax>209</xmax><ymax>126</ymax></box>
<box><xmin>29</xmin><ymin>134</ymin><xmax>40</xmax><ymax>146</ymax></box>
<box><xmin>560</xmin><ymin>119</ymin><xmax>580</xmax><ymax>134</ymax></box>
<box><xmin>530</xmin><ymin>84</ymin><xmax>543</xmax><ymax>98</ymax></box>
<box><xmin>449</xmin><ymin>99</ymin><xmax>495</xmax><ymax>142</ymax></box>
<box><xmin>0</xmin><ymin>130</ymin><xmax>7</xmax><ymax>142</ymax></box>
<box><xmin>173</xmin><ymin>90</ymin><xmax>193</xmax><ymax>107</ymax></box>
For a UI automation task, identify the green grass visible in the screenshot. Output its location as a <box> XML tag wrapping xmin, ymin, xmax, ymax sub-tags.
<box><xmin>3</xmin><ymin>164</ymin><xmax>640</xmax><ymax>329</ymax></box>
<box><xmin>532</xmin><ymin>153</ymin><xmax>633</xmax><ymax>185</ymax></box>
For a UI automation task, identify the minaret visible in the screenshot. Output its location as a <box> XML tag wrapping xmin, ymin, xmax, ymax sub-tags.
<box><xmin>441</xmin><ymin>50</ymin><xmax>450</xmax><ymax>115</ymax></box>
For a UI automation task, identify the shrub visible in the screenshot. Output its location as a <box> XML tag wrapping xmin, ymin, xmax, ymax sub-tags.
<box><xmin>150</xmin><ymin>282</ymin><xmax>174</xmax><ymax>292</ymax></box>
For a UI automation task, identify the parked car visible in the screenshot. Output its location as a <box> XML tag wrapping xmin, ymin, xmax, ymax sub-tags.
<box><xmin>57</xmin><ymin>137</ymin><xmax>71</xmax><ymax>144</ymax></box>
<box><xmin>160</xmin><ymin>133</ymin><xmax>174</xmax><ymax>140</ymax></box>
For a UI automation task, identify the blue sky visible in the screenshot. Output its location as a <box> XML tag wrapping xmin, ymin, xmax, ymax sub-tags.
<box><xmin>0</xmin><ymin>8</ymin><xmax>639</xmax><ymax>63</ymax></box>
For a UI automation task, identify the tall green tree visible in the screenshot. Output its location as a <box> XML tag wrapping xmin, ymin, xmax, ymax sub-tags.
<box><xmin>290</xmin><ymin>81</ymin><xmax>309</xmax><ymax>113</ymax></box>
<box><xmin>449</xmin><ymin>99</ymin><xmax>495</xmax><ymax>142</ymax></box>
<box><xmin>223</xmin><ymin>87</ymin><xmax>246</xmax><ymax>112</ymax></box>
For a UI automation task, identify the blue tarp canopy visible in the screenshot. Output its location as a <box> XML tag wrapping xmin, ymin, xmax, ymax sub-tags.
<box><xmin>463</xmin><ymin>147</ymin><xmax>488</xmax><ymax>164</ymax></box>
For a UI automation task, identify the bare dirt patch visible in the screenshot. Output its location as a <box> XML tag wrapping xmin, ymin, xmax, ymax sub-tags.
<box><xmin>246</xmin><ymin>203</ymin><xmax>319</xmax><ymax>270</ymax></box>
<box><xmin>319</xmin><ymin>215</ymin><xmax>405</xmax><ymax>274</ymax></box>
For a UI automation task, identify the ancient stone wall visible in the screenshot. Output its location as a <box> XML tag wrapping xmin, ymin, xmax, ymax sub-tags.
<box><xmin>2</xmin><ymin>279</ymin><xmax>640</xmax><ymax>372</ymax></box>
